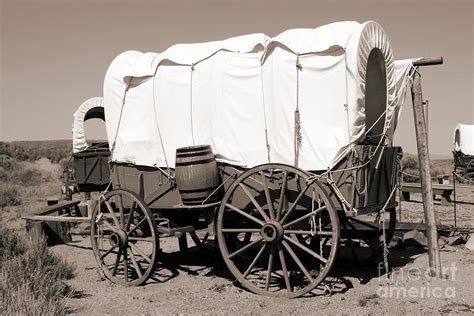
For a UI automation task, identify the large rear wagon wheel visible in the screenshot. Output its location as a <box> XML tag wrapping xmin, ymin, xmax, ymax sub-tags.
<box><xmin>91</xmin><ymin>189</ymin><xmax>159</xmax><ymax>286</ymax></box>
<box><xmin>217</xmin><ymin>164</ymin><xmax>340</xmax><ymax>298</ymax></box>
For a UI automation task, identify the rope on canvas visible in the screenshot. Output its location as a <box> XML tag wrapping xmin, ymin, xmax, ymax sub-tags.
<box><xmin>260</xmin><ymin>62</ymin><xmax>271</xmax><ymax>163</ymax></box>
<box><xmin>111</xmin><ymin>82</ymin><xmax>131</xmax><ymax>154</ymax></box>
<box><xmin>294</xmin><ymin>53</ymin><xmax>303</xmax><ymax>167</ymax></box>
<box><xmin>343</xmin><ymin>50</ymin><xmax>353</xmax><ymax>147</ymax></box>
<box><xmin>152</xmin><ymin>68</ymin><xmax>171</xmax><ymax>176</ymax></box>
<box><xmin>190</xmin><ymin>63</ymin><xmax>196</xmax><ymax>146</ymax></box>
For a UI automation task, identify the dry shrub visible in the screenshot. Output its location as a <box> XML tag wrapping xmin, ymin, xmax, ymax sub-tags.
<box><xmin>0</xmin><ymin>183</ymin><xmax>21</xmax><ymax>207</ymax></box>
<box><xmin>401</xmin><ymin>154</ymin><xmax>451</xmax><ymax>182</ymax></box>
<box><xmin>0</xmin><ymin>227</ymin><xmax>75</xmax><ymax>315</ymax></box>
<box><xmin>0</xmin><ymin>155</ymin><xmax>17</xmax><ymax>171</ymax></box>
<box><xmin>402</xmin><ymin>154</ymin><xmax>418</xmax><ymax>170</ymax></box>
<box><xmin>7</xmin><ymin>168</ymin><xmax>43</xmax><ymax>186</ymax></box>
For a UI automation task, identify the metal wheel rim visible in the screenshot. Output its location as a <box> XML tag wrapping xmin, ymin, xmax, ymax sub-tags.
<box><xmin>91</xmin><ymin>189</ymin><xmax>159</xmax><ymax>286</ymax></box>
<box><xmin>217</xmin><ymin>163</ymin><xmax>340</xmax><ymax>298</ymax></box>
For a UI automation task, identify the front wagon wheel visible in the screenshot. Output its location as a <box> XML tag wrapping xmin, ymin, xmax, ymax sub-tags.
<box><xmin>91</xmin><ymin>189</ymin><xmax>159</xmax><ymax>286</ymax></box>
<box><xmin>216</xmin><ymin>164</ymin><xmax>340</xmax><ymax>298</ymax></box>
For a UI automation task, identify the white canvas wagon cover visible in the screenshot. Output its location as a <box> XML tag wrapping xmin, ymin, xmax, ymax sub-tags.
<box><xmin>103</xmin><ymin>21</ymin><xmax>408</xmax><ymax>170</ymax></box>
<box><xmin>72</xmin><ymin>97</ymin><xmax>104</xmax><ymax>153</ymax></box>
<box><xmin>454</xmin><ymin>124</ymin><xmax>474</xmax><ymax>155</ymax></box>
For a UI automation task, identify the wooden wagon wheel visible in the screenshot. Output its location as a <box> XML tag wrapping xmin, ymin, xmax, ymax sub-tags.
<box><xmin>91</xmin><ymin>189</ymin><xmax>159</xmax><ymax>286</ymax></box>
<box><xmin>217</xmin><ymin>164</ymin><xmax>340</xmax><ymax>298</ymax></box>
<box><xmin>338</xmin><ymin>207</ymin><xmax>396</xmax><ymax>264</ymax></box>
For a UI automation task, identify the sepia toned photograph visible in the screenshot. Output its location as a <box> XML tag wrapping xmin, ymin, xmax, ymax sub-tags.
<box><xmin>0</xmin><ymin>0</ymin><xmax>473</xmax><ymax>314</ymax></box>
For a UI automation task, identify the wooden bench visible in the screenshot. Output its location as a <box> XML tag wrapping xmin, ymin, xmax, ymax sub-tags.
<box><xmin>401</xmin><ymin>183</ymin><xmax>454</xmax><ymax>206</ymax></box>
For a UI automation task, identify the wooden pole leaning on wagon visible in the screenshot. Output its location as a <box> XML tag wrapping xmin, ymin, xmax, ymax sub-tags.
<box><xmin>410</xmin><ymin>56</ymin><xmax>443</xmax><ymax>277</ymax></box>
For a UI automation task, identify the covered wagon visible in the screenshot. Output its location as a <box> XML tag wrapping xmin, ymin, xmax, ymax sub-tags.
<box><xmin>72</xmin><ymin>21</ymin><xmax>416</xmax><ymax>297</ymax></box>
<box><xmin>453</xmin><ymin>124</ymin><xmax>474</xmax><ymax>183</ymax></box>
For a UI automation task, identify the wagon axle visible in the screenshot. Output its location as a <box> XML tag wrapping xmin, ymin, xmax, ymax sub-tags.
<box><xmin>261</xmin><ymin>222</ymin><xmax>284</xmax><ymax>242</ymax></box>
<box><xmin>109</xmin><ymin>230</ymin><xmax>128</xmax><ymax>249</ymax></box>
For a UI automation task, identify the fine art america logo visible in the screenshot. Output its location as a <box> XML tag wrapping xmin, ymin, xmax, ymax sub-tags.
<box><xmin>376</xmin><ymin>262</ymin><xmax>457</xmax><ymax>299</ymax></box>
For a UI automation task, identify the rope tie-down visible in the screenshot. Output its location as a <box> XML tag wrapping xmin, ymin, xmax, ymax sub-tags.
<box><xmin>294</xmin><ymin>53</ymin><xmax>303</xmax><ymax>167</ymax></box>
<box><xmin>260</xmin><ymin>63</ymin><xmax>271</xmax><ymax>163</ymax></box>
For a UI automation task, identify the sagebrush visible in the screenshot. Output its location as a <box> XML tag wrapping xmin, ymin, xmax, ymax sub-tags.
<box><xmin>0</xmin><ymin>227</ymin><xmax>75</xmax><ymax>315</ymax></box>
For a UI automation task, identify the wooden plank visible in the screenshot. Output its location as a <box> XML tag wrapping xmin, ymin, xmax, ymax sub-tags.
<box><xmin>25</xmin><ymin>200</ymin><xmax>81</xmax><ymax>217</ymax></box>
<box><xmin>22</xmin><ymin>214</ymin><xmax>91</xmax><ymax>223</ymax></box>
<box><xmin>402</xmin><ymin>182</ymin><xmax>454</xmax><ymax>190</ymax></box>
<box><xmin>411</xmin><ymin>69</ymin><xmax>441</xmax><ymax>277</ymax></box>
<box><xmin>412</xmin><ymin>57</ymin><xmax>443</xmax><ymax>66</ymax></box>
<box><xmin>401</xmin><ymin>184</ymin><xmax>454</xmax><ymax>197</ymax></box>
<box><xmin>25</xmin><ymin>220</ymin><xmax>72</xmax><ymax>245</ymax></box>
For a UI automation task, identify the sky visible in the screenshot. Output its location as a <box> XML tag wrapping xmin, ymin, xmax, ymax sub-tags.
<box><xmin>0</xmin><ymin>0</ymin><xmax>472</xmax><ymax>157</ymax></box>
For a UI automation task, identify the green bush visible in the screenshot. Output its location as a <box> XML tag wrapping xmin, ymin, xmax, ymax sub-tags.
<box><xmin>0</xmin><ymin>228</ymin><xmax>75</xmax><ymax>315</ymax></box>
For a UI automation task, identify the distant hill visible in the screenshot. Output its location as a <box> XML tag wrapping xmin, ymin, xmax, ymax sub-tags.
<box><xmin>430</xmin><ymin>154</ymin><xmax>452</xmax><ymax>160</ymax></box>
<box><xmin>10</xmin><ymin>140</ymin><xmax>72</xmax><ymax>149</ymax></box>
<box><xmin>404</xmin><ymin>152</ymin><xmax>452</xmax><ymax>161</ymax></box>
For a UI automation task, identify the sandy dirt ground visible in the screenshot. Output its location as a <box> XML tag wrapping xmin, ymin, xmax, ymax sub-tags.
<box><xmin>53</xmin><ymin>232</ymin><xmax>474</xmax><ymax>315</ymax></box>
<box><xmin>50</xmin><ymin>189</ymin><xmax>474</xmax><ymax>315</ymax></box>
<box><xmin>4</xmin><ymin>158</ymin><xmax>473</xmax><ymax>314</ymax></box>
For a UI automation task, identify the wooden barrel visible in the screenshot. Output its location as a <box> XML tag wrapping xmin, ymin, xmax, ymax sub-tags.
<box><xmin>175</xmin><ymin>145</ymin><xmax>222</xmax><ymax>205</ymax></box>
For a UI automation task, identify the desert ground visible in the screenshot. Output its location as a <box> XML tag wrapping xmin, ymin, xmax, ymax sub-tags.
<box><xmin>1</xmin><ymin>157</ymin><xmax>474</xmax><ymax>315</ymax></box>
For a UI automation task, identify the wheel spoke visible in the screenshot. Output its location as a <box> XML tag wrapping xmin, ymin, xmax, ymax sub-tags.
<box><xmin>226</xmin><ymin>203</ymin><xmax>264</xmax><ymax>226</ymax></box>
<box><xmin>276</xmin><ymin>171</ymin><xmax>288</xmax><ymax>221</ymax></box>
<box><xmin>243</xmin><ymin>243</ymin><xmax>267</xmax><ymax>278</ymax></box>
<box><xmin>278</xmin><ymin>244</ymin><xmax>292</xmax><ymax>292</ymax></box>
<box><xmin>100</xmin><ymin>246</ymin><xmax>116</xmax><ymax>260</ymax></box>
<box><xmin>128</xmin><ymin>247</ymin><xmax>143</xmax><ymax>279</ymax></box>
<box><xmin>228</xmin><ymin>238</ymin><xmax>262</xmax><ymax>259</ymax></box>
<box><xmin>238</xmin><ymin>184</ymin><xmax>271</xmax><ymax>222</ymax></box>
<box><xmin>128</xmin><ymin>217</ymin><xmax>147</xmax><ymax>235</ymax></box>
<box><xmin>221</xmin><ymin>228</ymin><xmax>260</xmax><ymax>233</ymax></box>
<box><xmin>128</xmin><ymin>237</ymin><xmax>154</xmax><ymax>242</ymax></box>
<box><xmin>283</xmin><ymin>206</ymin><xmax>326</xmax><ymax>228</ymax></box>
<box><xmin>118</xmin><ymin>194</ymin><xmax>125</xmax><ymax>228</ymax></box>
<box><xmin>130</xmin><ymin>243</ymin><xmax>152</xmax><ymax>263</ymax></box>
<box><xmin>123</xmin><ymin>247</ymin><xmax>129</xmax><ymax>282</ymax></box>
<box><xmin>282</xmin><ymin>240</ymin><xmax>314</xmax><ymax>283</ymax></box>
<box><xmin>281</xmin><ymin>183</ymin><xmax>311</xmax><ymax>224</ymax></box>
<box><xmin>112</xmin><ymin>249</ymin><xmax>122</xmax><ymax>276</ymax></box>
<box><xmin>104</xmin><ymin>201</ymin><xmax>121</xmax><ymax>228</ymax></box>
<box><xmin>322</xmin><ymin>237</ymin><xmax>330</xmax><ymax>248</ymax></box>
<box><xmin>284</xmin><ymin>236</ymin><xmax>328</xmax><ymax>264</ymax></box>
<box><xmin>102</xmin><ymin>219</ymin><xmax>118</xmax><ymax>232</ymax></box>
<box><xmin>260</xmin><ymin>172</ymin><xmax>275</xmax><ymax>220</ymax></box>
<box><xmin>125</xmin><ymin>201</ymin><xmax>137</xmax><ymax>231</ymax></box>
<box><xmin>265</xmin><ymin>245</ymin><xmax>275</xmax><ymax>291</ymax></box>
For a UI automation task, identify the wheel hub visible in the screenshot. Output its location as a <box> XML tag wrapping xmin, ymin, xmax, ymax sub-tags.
<box><xmin>261</xmin><ymin>221</ymin><xmax>284</xmax><ymax>242</ymax></box>
<box><xmin>109</xmin><ymin>229</ymin><xmax>128</xmax><ymax>249</ymax></box>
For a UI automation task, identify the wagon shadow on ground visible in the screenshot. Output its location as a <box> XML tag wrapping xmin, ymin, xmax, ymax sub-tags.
<box><xmin>61</xmin><ymin>236</ymin><xmax>427</xmax><ymax>297</ymax></box>
<box><xmin>141</xmin><ymin>241</ymin><xmax>427</xmax><ymax>297</ymax></box>
<box><xmin>332</xmin><ymin>246</ymin><xmax>427</xmax><ymax>286</ymax></box>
